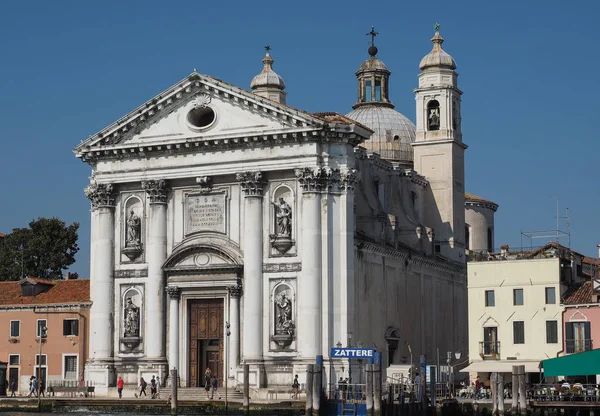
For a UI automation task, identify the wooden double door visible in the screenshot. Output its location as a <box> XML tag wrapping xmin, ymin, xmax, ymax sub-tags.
<box><xmin>189</xmin><ymin>298</ymin><xmax>224</xmax><ymax>387</ymax></box>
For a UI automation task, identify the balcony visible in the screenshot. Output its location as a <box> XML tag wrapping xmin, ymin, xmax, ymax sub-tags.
<box><xmin>566</xmin><ymin>339</ymin><xmax>592</xmax><ymax>354</ymax></box>
<box><xmin>479</xmin><ymin>341</ymin><xmax>500</xmax><ymax>359</ymax></box>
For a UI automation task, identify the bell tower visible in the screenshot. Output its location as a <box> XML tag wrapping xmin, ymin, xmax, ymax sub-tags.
<box><xmin>412</xmin><ymin>25</ymin><xmax>467</xmax><ymax>263</ymax></box>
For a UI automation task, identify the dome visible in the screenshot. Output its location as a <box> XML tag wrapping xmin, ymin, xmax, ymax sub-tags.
<box><xmin>250</xmin><ymin>51</ymin><xmax>286</xmax><ymax>90</ymax></box>
<box><xmin>346</xmin><ymin>106</ymin><xmax>416</xmax><ymax>164</ymax></box>
<box><xmin>358</xmin><ymin>56</ymin><xmax>390</xmax><ymax>73</ymax></box>
<box><xmin>419</xmin><ymin>31</ymin><xmax>456</xmax><ymax>71</ymax></box>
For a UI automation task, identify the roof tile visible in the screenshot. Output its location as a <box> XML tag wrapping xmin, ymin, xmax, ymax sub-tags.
<box><xmin>564</xmin><ymin>281</ymin><xmax>594</xmax><ymax>305</ymax></box>
<box><xmin>0</xmin><ymin>278</ymin><xmax>90</xmax><ymax>306</ymax></box>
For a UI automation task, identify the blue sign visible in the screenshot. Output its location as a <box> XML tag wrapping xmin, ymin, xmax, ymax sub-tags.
<box><xmin>330</xmin><ymin>348</ymin><xmax>375</xmax><ymax>359</ymax></box>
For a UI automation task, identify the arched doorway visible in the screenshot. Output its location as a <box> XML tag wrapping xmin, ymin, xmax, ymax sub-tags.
<box><xmin>385</xmin><ymin>327</ymin><xmax>402</xmax><ymax>367</ymax></box>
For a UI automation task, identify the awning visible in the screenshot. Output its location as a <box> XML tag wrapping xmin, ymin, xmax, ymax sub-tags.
<box><xmin>542</xmin><ymin>349</ymin><xmax>600</xmax><ymax>377</ymax></box>
<box><xmin>462</xmin><ymin>360</ymin><xmax>541</xmax><ymax>374</ymax></box>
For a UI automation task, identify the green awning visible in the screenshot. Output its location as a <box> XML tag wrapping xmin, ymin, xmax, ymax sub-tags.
<box><xmin>542</xmin><ymin>349</ymin><xmax>600</xmax><ymax>377</ymax></box>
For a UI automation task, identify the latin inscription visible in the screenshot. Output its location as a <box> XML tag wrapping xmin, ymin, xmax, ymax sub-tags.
<box><xmin>186</xmin><ymin>193</ymin><xmax>226</xmax><ymax>234</ymax></box>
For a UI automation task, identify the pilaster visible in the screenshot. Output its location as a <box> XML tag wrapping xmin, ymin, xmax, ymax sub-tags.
<box><xmin>166</xmin><ymin>286</ymin><xmax>180</xmax><ymax>373</ymax></box>
<box><xmin>227</xmin><ymin>283</ymin><xmax>243</xmax><ymax>379</ymax></box>
<box><xmin>142</xmin><ymin>179</ymin><xmax>170</xmax><ymax>361</ymax></box>
<box><xmin>236</xmin><ymin>171</ymin><xmax>266</xmax><ymax>362</ymax></box>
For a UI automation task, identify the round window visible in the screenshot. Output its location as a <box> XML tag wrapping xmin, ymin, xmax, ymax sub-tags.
<box><xmin>187</xmin><ymin>107</ymin><xmax>216</xmax><ymax>130</ymax></box>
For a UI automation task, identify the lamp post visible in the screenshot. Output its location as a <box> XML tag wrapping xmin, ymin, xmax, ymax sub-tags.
<box><xmin>347</xmin><ymin>332</ymin><xmax>353</xmax><ymax>385</ymax></box>
<box><xmin>446</xmin><ymin>351</ymin><xmax>463</xmax><ymax>398</ymax></box>
<box><xmin>225</xmin><ymin>321</ymin><xmax>231</xmax><ymax>415</ymax></box>
<box><xmin>38</xmin><ymin>325</ymin><xmax>47</xmax><ymax>410</ymax></box>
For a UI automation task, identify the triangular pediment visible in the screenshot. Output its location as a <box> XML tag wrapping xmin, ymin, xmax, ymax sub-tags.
<box><xmin>74</xmin><ymin>73</ymin><xmax>370</xmax><ymax>163</ymax></box>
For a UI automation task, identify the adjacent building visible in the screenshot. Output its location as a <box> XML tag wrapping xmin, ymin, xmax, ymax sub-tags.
<box><xmin>562</xmin><ymin>280</ymin><xmax>600</xmax><ymax>356</ymax></box>
<box><xmin>0</xmin><ymin>276</ymin><xmax>90</xmax><ymax>394</ymax></box>
<box><xmin>465</xmin><ymin>243</ymin><xmax>592</xmax><ymax>383</ymax></box>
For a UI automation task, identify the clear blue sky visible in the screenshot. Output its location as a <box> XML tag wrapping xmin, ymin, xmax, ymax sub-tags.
<box><xmin>1</xmin><ymin>0</ymin><xmax>598</xmax><ymax>276</ymax></box>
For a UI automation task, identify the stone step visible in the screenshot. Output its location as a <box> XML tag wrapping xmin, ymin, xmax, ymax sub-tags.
<box><xmin>176</xmin><ymin>387</ymin><xmax>244</xmax><ymax>401</ymax></box>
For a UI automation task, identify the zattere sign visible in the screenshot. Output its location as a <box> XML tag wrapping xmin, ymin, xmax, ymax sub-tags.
<box><xmin>330</xmin><ymin>348</ymin><xmax>375</xmax><ymax>359</ymax></box>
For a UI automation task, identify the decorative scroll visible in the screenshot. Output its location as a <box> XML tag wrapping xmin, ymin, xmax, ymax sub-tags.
<box><xmin>84</xmin><ymin>183</ymin><xmax>116</xmax><ymax>209</ymax></box>
<box><xmin>227</xmin><ymin>284</ymin><xmax>243</xmax><ymax>299</ymax></box>
<box><xmin>196</xmin><ymin>176</ymin><xmax>213</xmax><ymax>194</ymax></box>
<box><xmin>340</xmin><ymin>168</ymin><xmax>360</xmax><ymax>193</ymax></box>
<box><xmin>141</xmin><ymin>180</ymin><xmax>170</xmax><ymax>203</ymax></box>
<box><xmin>236</xmin><ymin>171</ymin><xmax>266</xmax><ymax>196</ymax></box>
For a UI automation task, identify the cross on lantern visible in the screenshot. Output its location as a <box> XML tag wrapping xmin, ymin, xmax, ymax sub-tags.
<box><xmin>366</xmin><ymin>26</ymin><xmax>379</xmax><ymax>46</ymax></box>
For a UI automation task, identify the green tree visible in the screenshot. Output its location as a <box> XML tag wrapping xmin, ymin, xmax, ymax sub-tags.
<box><xmin>0</xmin><ymin>217</ymin><xmax>79</xmax><ymax>280</ymax></box>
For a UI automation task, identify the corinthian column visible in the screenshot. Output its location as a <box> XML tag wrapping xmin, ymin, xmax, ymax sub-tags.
<box><xmin>295</xmin><ymin>168</ymin><xmax>328</xmax><ymax>359</ymax></box>
<box><xmin>84</xmin><ymin>183</ymin><xmax>117</xmax><ymax>362</ymax></box>
<box><xmin>236</xmin><ymin>171</ymin><xmax>266</xmax><ymax>361</ymax></box>
<box><xmin>142</xmin><ymin>179</ymin><xmax>170</xmax><ymax>361</ymax></box>
<box><xmin>228</xmin><ymin>284</ymin><xmax>243</xmax><ymax>378</ymax></box>
<box><xmin>166</xmin><ymin>286</ymin><xmax>180</xmax><ymax>372</ymax></box>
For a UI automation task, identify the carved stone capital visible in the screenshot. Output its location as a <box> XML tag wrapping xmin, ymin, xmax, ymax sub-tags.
<box><xmin>236</xmin><ymin>171</ymin><xmax>266</xmax><ymax>196</ymax></box>
<box><xmin>141</xmin><ymin>180</ymin><xmax>170</xmax><ymax>204</ymax></box>
<box><xmin>166</xmin><ymin>286</ymin><xmax>181</xmax><ymax>299</ymax></box>
<box><xmin>340</xmin><ymin>168</ymin><xmax>360</xmax><ymax>193</ymax></box>
<box><xmin>294</xmin><ymin>167</ymin><xmax>341</xmax><ymax>193</ymax></box>
<box><xmin>84</xmin><ymin>183</ymin><xmax>116</xmax><ymax>209</ymax></box>
<box><xmin>227</xmin><ymin>284</ymin><xmax>243</xmax><ymax>299</ymax></box>
<box><xmin>196</xmin><ymin>176</ymin><xmax>213</xmax><ymax>194</ymax></box>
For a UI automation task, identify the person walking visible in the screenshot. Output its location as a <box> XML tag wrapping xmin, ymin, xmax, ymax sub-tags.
<box><xmin>32</xmin><ymin>377</ymin><xmax>38</xmax><ymax>398</ymax></box>
<box><xmin>204</xmin><ymin>377</ymin><xmax>211</xmax><ymax>399</ymax></box>
<box><xmin>150</xmin><ymin>376</ymin><xmax>157</xmax><ymax>399</ymax></box>
<box><xmin>204</xmin><ymin>367</ymin><xmax>211</xmax><ymax>388</ymax></box>
<box><xmin>155</xmin><ymin>375</ymin><xmax>161</xmax><ymax>399</ymax></box>
<box><xmin>117</xmin><ymin>376</ymin><xmax>124</xmax><ymax>399</ymax></box>
<box><xmin>211</xmin><ymin>375</ymin><xmax>220</xmax><ymax>400</ymax></box>
<box><xmin>39</xmin><ymin>377</ymin><xmax>45</xmax><ymax>397</ymax></box>
<box><xmin>138</xmin><ymin>377</ymin><xmax>147</xmax><ymax>397</ymax></box>
<box><xmin>10</xmin><ymin>379</ymin><xmax>17</xmax><ymax>397</ymax></box>
<box><xmin>292</xmin><ymin>374</ymin><xmax>300</xmax><ymax>399</ymax></box>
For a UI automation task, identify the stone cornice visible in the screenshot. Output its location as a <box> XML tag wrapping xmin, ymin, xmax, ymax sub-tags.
<box><xmin>76</xmin><ymin>128</ymin><xmax>363</xmax><ymax>163</ymax></box>
<box><xmin>402</xmin><ymin>169</ymin><xmax>429</xmax><ymax>188</ymax></box>
<box><xmin>0</xmin><ymin>302</ymin><xmax>92</xmax><ymax>311</ymax></box>
<box><xmin>358</xmin><ymin>241</ymin><xmax>466</xmax><ymax>274</ymax></box>
<box><xmin>465</xmin><ymin>200</ymin><xmax>498</xmax><ymax>212</ymax></box>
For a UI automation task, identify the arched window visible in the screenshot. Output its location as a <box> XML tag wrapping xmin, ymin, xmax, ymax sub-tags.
<box><xmin>427</xmin><ymin>100</ymin><xmax>440</xmax><ymax>131</ymax></box>
<box><xmin>487</xmin><ymin>227</ymin><xmax>493</xmax><ymax>252</ymax></box>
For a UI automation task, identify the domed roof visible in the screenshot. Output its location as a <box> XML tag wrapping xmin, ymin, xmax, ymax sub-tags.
<box><xmin>346</xmin><ymin>106</ymin><xmax>416</xmax><ymax>163</ymax></box>
<box><xmin>419</xmin><ymin>30</ymin><xmax>456</xmax><ymax>71</ymax></box>
<box><xmin>358</xmin><ymin>56</ymin><xmax>390</xmax><ymax>73</ymax></box>
<box><xmin>250</xmin><ymin>50</ymin><xmax>286</xmax><ymax>90</ymax></box>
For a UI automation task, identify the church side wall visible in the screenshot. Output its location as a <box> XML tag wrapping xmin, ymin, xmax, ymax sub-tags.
<box><xmin>354</xmin><ymin>248</ymin><xmax>467</xmax><ymax>370</ymax></box>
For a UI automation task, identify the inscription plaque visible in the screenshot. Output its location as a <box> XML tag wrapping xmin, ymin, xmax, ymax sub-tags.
<box><xmin>186</xmin><ymin>193</ymin><xmax>226</xmax><ymax>234</ymax></box>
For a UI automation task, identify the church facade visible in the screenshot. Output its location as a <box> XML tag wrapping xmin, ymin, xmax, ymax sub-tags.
<box><xmin>75</xmin><ymin>29</ymin><xmax>482</xmax><ymax>392</ymax></box>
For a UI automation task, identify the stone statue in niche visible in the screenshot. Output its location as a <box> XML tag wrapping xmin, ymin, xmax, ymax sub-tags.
<box><xmin>122</xmin><ymin>208</ymin><xmax>143</xmax><ymax>261</ymax></box>
<box><xmin>275</xmin><ymin>293</ymin><xmax>294</xmax><ymax>335</ymax></box>
<box><xmin>123</xmin><ymin>297</ymin><xmax>140</xmax><ymax>338</ymax></box>
<box><xmin>428</xmin><ymin>107</ymin><xmax>440</xmax><ymax>130</ymax></box>
<box><xmin>273</xmin><ymin>198</ymin><xmax>292</xmax><ymax>237</ymax></box>
<box><xmin>269</xmin><ymin>195</ymin><xmax>295</xmax><ymax>255</ymax></box>
<box><xmin>271</xmin><ymin>289</ymin><xmax>295</xmax><ymax>349</ymax></box>
<box><xmin>126</xmin><ymin>210</ymin><xmax>141</xmax><ymax>246</ymax></box>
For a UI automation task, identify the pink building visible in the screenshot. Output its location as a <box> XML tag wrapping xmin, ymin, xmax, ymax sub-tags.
<box><xmin>562</xmin><ymin>280</ymin><xmax>600</xmax><ymax>356</ymax></box>
<box><xmin>0</xmin><ymin>276</ymin><xmax>90</xmax><ymax>394</ymax></box>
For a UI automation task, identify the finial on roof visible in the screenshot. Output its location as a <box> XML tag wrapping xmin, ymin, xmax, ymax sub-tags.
<box><xmin>434</xmin><ymin>23</ymin><xmax>440</xmax><ymax>32</ymax></box>
<box><xmin>265</xmin><ymin>45</ymin><xmax>271</xmax><ymax>52</ymax></box>
<box><xmin>366</xmin><ymin>26</ymin><xmax>380</xmax><ymax>56</ymax></box>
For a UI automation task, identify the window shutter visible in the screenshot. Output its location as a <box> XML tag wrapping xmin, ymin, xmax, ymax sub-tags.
<box><xmin>63</xmin><ymin>320</ymin><xmax>68</xmax><ymax>336</ymax></box>
<box><xmin>74</xmin><ymin>320</ymin><xmax>79</xmax><ymax>336</ymax></box>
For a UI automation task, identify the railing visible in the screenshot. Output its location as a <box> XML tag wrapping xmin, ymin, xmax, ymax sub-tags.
<box><xmin>566</xmin><ymin>339</ymin><xmax>593</xmax><ymax>354</ymax></box>
<box><xmin>334</xmin><ymin>383</ymin><xmax>367</xmax><ymax>403</ymax></box>
<box><xmin>479</xmin><ymin>341</ymin><xmax>500</xmax><ymax>359</ymax></box>
<box><xmin>531</xmin><ymin>384</ymin><xmax>599</xmax><ymax>402</ymax></box>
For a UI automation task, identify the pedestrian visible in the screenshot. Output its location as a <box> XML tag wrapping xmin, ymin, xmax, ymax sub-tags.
<box><xmin>204</xmin><ymin>377</ymin><xmax>211</xmax><ymax>399</ymax></box>
<box><xmin>292</xmin><ymin>374</ymin><xmax>300</xmax><ymax>399</ymax></box>
<box><xmin>204</xmin><ymin>367</ymin><xmax>211</xmax><ymax>389</ymax></box>
<box><xmin>211</xmin><ymin>375</ymin><xmax>220</xmax><ymax>399</ymax></box>
<box><xmin>139</xmin><ymin>377</ymin><xmax>147</xmax><ymax>397</ymax></box>
<box><xmin>155</xmin><ymin>375</ymin><xmax>161</xmax><ymax>399</ymax></box>
<box><xmin>10</xmin><ymin>379</ymin><xmax>17</xmax><ymax>397</ymax></box>
<box><xmin>27</xmin><ymin>377</ymin><xmax>33</xmax><ymax>398</ymax></box>
<box><xmin>150</xmin><ymin>376</ymin><xmax>157</xmax><ymax>399</ymax></box>
<box><xmin>39</xmin><ymin>377</ymin><xmax>45</xmax><ymax>397</ymax></box>
<box><xmin>117</xmin><ymin>376</ymin><xmax>124</xmax><ymax>399</ymax></box>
